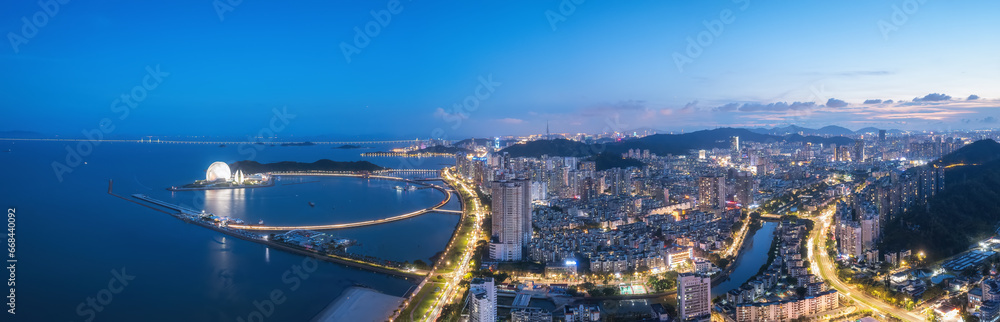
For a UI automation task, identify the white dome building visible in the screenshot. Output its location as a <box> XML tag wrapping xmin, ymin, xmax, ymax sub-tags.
<box><xmin>206</xmin><ymin>162</ymin><xmax>232</xmax><ymax>182</ymax></box>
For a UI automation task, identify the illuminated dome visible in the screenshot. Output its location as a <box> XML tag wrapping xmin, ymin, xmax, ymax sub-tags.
<box><xmin>206</xmin><ymin>162</ymin><xmax>231</xmax><ymax>181</ymax></box>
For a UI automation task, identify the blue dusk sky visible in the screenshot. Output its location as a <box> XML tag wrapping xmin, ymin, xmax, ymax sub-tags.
<box><xmin>1</xmin><ymin>0</ymin><xmax>998</xmax><ymax>138</ymax></box>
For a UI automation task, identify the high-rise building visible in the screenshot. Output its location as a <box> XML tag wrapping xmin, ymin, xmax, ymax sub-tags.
<box><xmin>878</xmin><ymin>129</ymin><xmax>886</xmax><ymax>142</ymax></box>
<box><xmin>735</xmin><ymin>172</ymin><xmax>755</xmax><ymax>207</ymax></box>
<box><xmin>469</xmin><ymin>277</ymin><xmax>497</xmax><ymax>322</ymax></box>
<box><xmin>730</xmin><ymin>136</ymin><xmax>740</xmax><ymax>161</ymax></box>
<box><xmin>853</xmin><ymin>140</ymin><xmax>865</xmax><ymax>162</ymax></box>
<box><xmin>489</xmin><ymin>179</ymin><xmax>531</xmax><ymax>261</ymax></box>
<box><xmin>678</xmin><ymin>273</ymin><xmax>712</xmax><ymax>321</ymax></box>
<box><xmin>697</xmin><ymin>175</ymin><xmax>726</xmax><ymax>212</ymax></box>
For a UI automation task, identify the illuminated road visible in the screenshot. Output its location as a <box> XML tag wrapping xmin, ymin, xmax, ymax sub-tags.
<box><xmin>406</xmin><ymin>168</ymin><xmax>484</xmax><ymax>322</ymax></box>
<box><xmin>810</xmin><ymin>209</ymin><xmax>923</xmax><ymax>322</ymax></box>
<box><xmin>228</xmin><ymin>172</ymin><xmax>452</xmax><ymax>231</ymax></box>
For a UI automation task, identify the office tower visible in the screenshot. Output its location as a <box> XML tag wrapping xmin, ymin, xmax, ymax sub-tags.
<box><xmin>489</xmin><ymin>179</ymin><xmax>531</xmax><ymax>261</ymax></box>
<box><xmin>735</xmin><ymin>172</ymin><xmax>755</xmax><ymax>206</ymax></box>
<box><xmin>730</xmin><ymin>136</ymin><xmax>740</xmax><ymax>161</ymax></box>
<box><xmin>469</xmin><ymin>277</ymin><xmax>497</xmax><ymax>322</ymax></box>
<box><xmin>853</xmin><ymin>140</ymin><xmax>865</xmax><ymax>162</ymax></box>
<box><xmin>678</xmin><ymin>273</ymin><xmax>712</xmax><ymax>321</ymax></box>
<box><xmin>878</xmin><ymin>129</ymin><xmax>886</xmax><ymax>142</ymax></box>
<box><xmin>697</xmin><ymin>175</ymin><xmax>726</xmax><ymax>212</ymax></box>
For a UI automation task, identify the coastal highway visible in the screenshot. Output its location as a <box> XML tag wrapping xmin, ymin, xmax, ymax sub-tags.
<box><xmin>421</xmin><ymin>168</ymin><xmax>484</xmax><ymax>322</ymax></box>
<box><xmin>810</xmin><ymin>209</ymin><xmax>924</xmax><ymax>322</ymax></box>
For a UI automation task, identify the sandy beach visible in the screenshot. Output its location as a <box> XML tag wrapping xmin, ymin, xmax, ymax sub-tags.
<box><xmin>312</xmin><ymin>286</ymin><xmax>405</xmax><ymax>322</ymax></box>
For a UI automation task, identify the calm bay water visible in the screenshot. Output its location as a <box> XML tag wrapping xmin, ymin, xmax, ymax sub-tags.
<box><xmin>1</xmin><ymin>140</ymin><xmax>457</xmax><ymax>321</ymax></box>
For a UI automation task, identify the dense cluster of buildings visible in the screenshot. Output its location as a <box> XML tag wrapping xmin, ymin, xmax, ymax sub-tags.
<box><xmin>835</xmin><ymin>163</ymin><xmax>945</xmax><ymax>263</ymax></box>
<box><xmin>450</xmin><ymin>129</ymin><xmax>972</xmax><ymax>321</ymax></box>
<box><xmin>726</xmin><ymin>220</ymin><xmax>840</xmax><ymax>321</ymax></box>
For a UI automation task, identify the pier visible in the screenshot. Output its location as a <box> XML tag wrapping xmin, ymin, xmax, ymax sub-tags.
<box><xmin>131</xmin><ymin>194</ymin><xmax>203</xmax><ymax>215</ymax></box>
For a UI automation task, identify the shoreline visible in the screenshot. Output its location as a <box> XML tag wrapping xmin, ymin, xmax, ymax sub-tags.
<box><xmin>312</xmin><ymin>286</ymin><xmax>404</xmax><ymax>322</ymax></box>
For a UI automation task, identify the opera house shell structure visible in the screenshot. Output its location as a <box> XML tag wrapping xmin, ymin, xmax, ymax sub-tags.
<box><xmin>206</xmin><ymin>162</ymin><xmax>231</xmax><ymax>181</ymax></box>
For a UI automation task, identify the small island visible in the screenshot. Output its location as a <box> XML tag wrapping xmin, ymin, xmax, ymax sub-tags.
<box><xmin>168</xmin><ymin>161</ymin><xmax>275</xmax><ymax>191</ymax></box>
<box><xmin>280</xmin><ymin>141</ymin><xmax>316</xmax><ymax>146</ymax></box>
<box><xmin>168</xmin><ymin>159</ymin><xmax>385</xmax><ymax>191</ymax></box>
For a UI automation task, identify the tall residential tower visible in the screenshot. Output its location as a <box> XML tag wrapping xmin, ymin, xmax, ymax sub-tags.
<box><xmin>489</xmin><ymin>179</ymin><xmax>532</xmax><ymax>261</ymax></box>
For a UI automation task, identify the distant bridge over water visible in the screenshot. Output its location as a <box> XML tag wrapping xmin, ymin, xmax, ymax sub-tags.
<box><xmin>0</xmin><ymin>137</ymin><xmax>422</xmax><ymax>145</ymax></box>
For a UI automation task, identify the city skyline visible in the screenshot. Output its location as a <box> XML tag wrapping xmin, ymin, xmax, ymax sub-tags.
<box><xmin>9</xmin><ymin>1</ymin><xmax>1000</xmax><ymax>321</ymax></box>
<box><xmin>2</xmin><ymin>1</ymin><xmax>999</xmax><ymax>138</ymax></box>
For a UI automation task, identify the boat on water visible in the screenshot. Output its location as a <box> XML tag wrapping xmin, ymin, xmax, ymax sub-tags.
<box><xmin>395</xmin><ymin>185</ymin><xmax>418</xmax><ymax>191</ymax></box>
<box><xmin>308</xmin><ymin>202</ymin><xmax>315</xmax><ymax>207</ymax></box>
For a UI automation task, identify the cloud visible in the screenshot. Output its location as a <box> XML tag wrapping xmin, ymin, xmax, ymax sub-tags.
<box><xmin>680</xmin><ymin>101</ymin><xmax>698</xmax><ymax>113</ymax></box>
<box><xmin>826</xmin><ymin>98</ymin><xmax>848</xmax><ymax>108</ymax></box>
<box><xmin>659</xmin><ymin>109</ymin><xmax>673</xmax><ymax>116</ymax></box>
<box><xmin>433</xmin><ymin>107</ymin><xmax>467</xmax><ymax>120</ymax></box>
<box><xmin>968</xmin><ymin>94</ymin><xmax>980</xmax><ymax>100</ymax></box>
<box><xmin>713</xmin><ymin>101</ymin><xmax>816</xmax><ymax>112</ymax></box>
<box><xmin>717</xmin><ymin>103</ymin><xmax>740</xmax><ymax>112</ymax></box>
<box><xmin>863</xmin><ymin>99</ymin><xmax>883</xmax><ymax>104</ymax></box>
<box><xmin>884</xmin><ymin>99</ymin><xmax>894</xmax><ymax>104</ymax></box>
<box><xmin>914</xmin><ymin>93</ymin><xmax>952</xmax><ymax>102</ymax></box>
<box><xmin>497</xmin><ymin>118</ymin><xmax>524</xmax><ymax>125</ymax></box>
<box><xmin>983</xmin><ymin>116</ymin><xmax>998</xmax><ymax>123</ymax></box>
<box><xmin>788</xmin><ymin>102</ymin><xmax>816</xmax><ymax>110</ymax></box>
<box><xmin>613</xmin><ymin>99</ymin><xmax>646</xmax><ymax>110</ymax></box>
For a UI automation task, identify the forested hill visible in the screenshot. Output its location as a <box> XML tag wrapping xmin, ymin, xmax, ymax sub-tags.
<box><xmin>881</xmin><ymin>139</ymin><xmax>1000</xmax><ymax>260</ymax></box>
<box><xmin>499</xmin><ymin>128</ymin><xmax>855</xmax><ymax>158</ymax></box>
